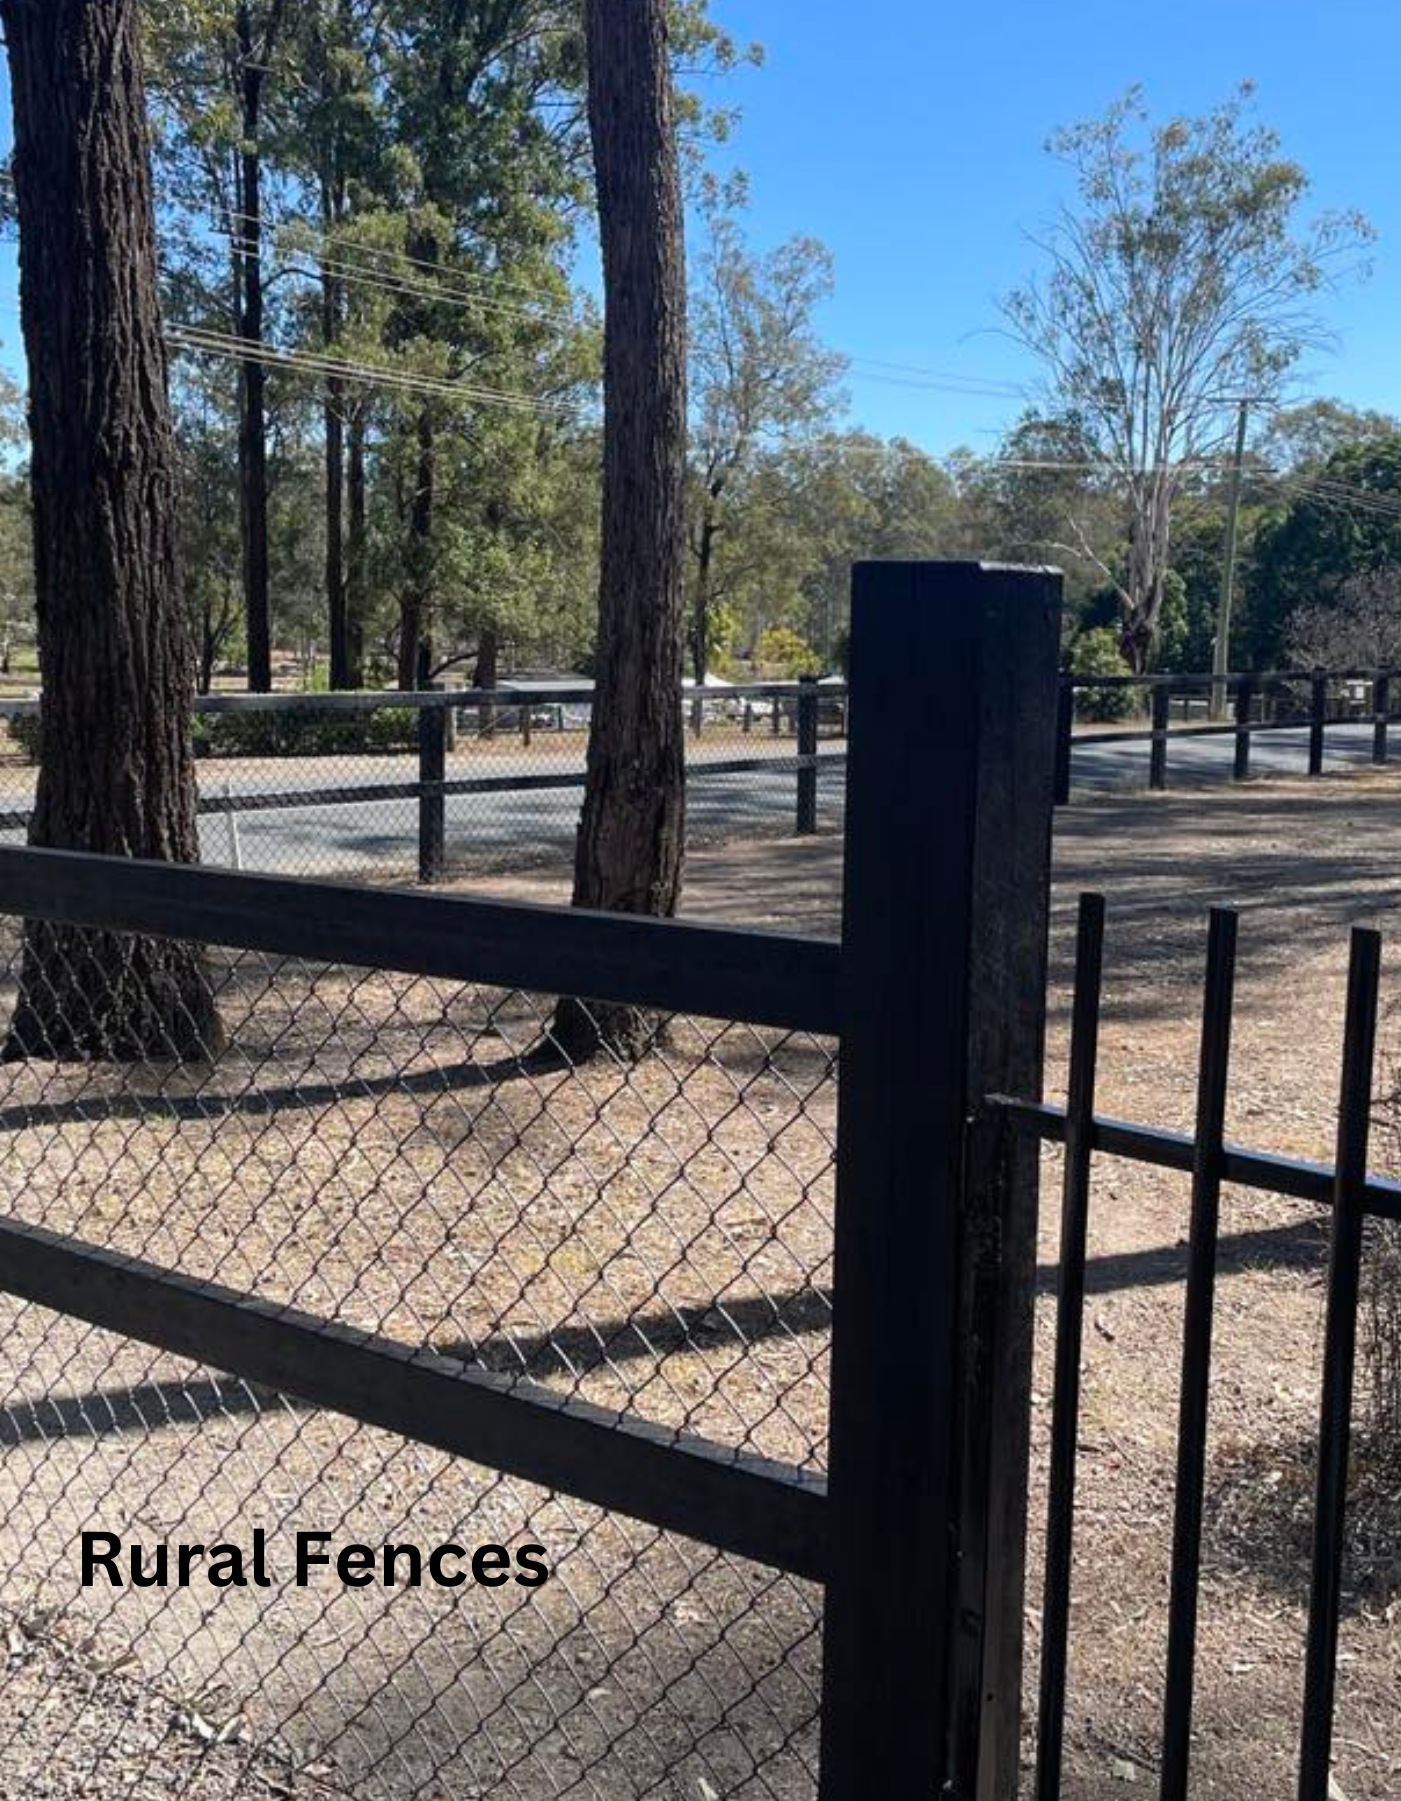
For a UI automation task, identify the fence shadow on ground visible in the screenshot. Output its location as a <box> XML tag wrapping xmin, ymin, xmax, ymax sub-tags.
<box><xmin>0</xmin><ymin>1211</ymin><xmax>1332</xmax><ymax>1456</ymax></box>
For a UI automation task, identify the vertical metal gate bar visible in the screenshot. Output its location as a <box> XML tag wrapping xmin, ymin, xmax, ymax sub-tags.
<box><xmin>1034</xmin><ymin>892</ymin><xmax>1106</xmax><ymax>1801</ymax></box>
<box><xmin>1297</xmin><ymin>927</ymin><xmax>1380</xmax><ymax>1801</ymax></box>
<box><xmin>1159</xmin><ymin>907</ymin><xmax>1239</xmax><ymax>1801</ymax></box>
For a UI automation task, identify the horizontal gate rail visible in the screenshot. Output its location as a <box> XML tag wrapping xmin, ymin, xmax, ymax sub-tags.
<box><xmin>207</xmin><ymin>751</ymin><xmax>835</xmax><ymax>814</ymax></box>
<box><xmin>988</xmin><ymin>1092</ymin><xmax>1401</xmax><ymax>1221</ymax></box>
<box><xmin>0</xmin><ymin>846</ymin><xmax>841</xmax><ymax>1035</ymax></box>
<box><xmin>0</xmin><ymin>1211</ymin><xmax>828</xmax><ymax>1582</ymax></box>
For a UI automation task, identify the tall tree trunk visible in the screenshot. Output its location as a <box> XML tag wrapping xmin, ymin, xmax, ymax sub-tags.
<box><xmin>473</xmin><ymin>629</ymin><xmax>499</xmax><ymax>691</ymax></box>
<box><xmin>320</xmin><ymin>158</ymin><xmax>351</xmax><ymax>689</ymax></box>
<box><xmin>345</xmin><ymin>398</ymin><xmax>367</xmax><ymax>687</ymax></box>
<box><xmin>475</xmin><ymin>627</ymin><xmax>499</xmax><ymax>738</ymax></box>
<box><xmin>1121</xmin><ymin>478</ymin><xmax>1173</xmax><ymax>674</ymax></box>
<box><xmin>234</xmin><ymin>3</ymin><xmax>272</xmax><ymax>693</ymax></box>
<box><xmin>552</xmin><ymin>0</ymin><xmax>687</xmax><ymax>1062</ymax></box>
<box><xmin>398</xmin><ymin>408</ymin><xmax>435</xmax><ymax>690</ymax></box>
<box><xmin>692</xmin><ymin>500</ymin><xmax>719</xmax><ymax>684</ymax></box>
<box><xmin>325</xmin><ymin>374</ymin><xmax>347</xmax><ymax>687</ymax></box>
<box><xmin>199</xmin><ymin>600</ymin><xmax>217</xmax><ymax>695</ymax></box>
<box><xmin>0</xmin><ymin>0</ymin><xmax>221</xmax><ymax>1062</ymax></box>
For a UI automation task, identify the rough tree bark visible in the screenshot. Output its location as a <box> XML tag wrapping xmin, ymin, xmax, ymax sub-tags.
<box><xmin>344</xmin><ymin>398</ymin><xmax>367</xmax><ymax>687</ymax></box>
<box><xmin>320</xmin><ymin>140</ymin><xmax>353</xmax><ymax>689</ymax></box>
<box><xmin>232</xmin><ymin>0</ymin><xmax>282</xmax><ymax>693</ymax></box>
<box><xmin>551</xmin><ymin>0</ymin><xmax>688</xmax><ymax>1063</ymax></box>
<box><xmin>0</xmin><ymin>0</ymin><xmax>222</xmax><ymax>1062</ymax></box>
<box><xmin>398</xmin><ymin>408</ymin><xmax>435</xmax><ymax>691</ymax></box>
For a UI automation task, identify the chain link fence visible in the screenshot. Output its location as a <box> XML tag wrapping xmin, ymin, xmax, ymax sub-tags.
<box><xmin>0</xmin><ymin>683</ymin><xmax>848</xmax><ymax>887</ymax></box>
<box><xmin>0</xmin><ymin>912</ymin><xmax>836</xmax><ymax>1799</ymax></box>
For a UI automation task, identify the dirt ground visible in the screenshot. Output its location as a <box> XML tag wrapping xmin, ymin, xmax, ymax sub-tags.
<box><xmin>3</xmin><ymin>766</ymin><xmax>1401</xmax><ymax>1797</ymax></box>
<box><xmin>442</xmin><ymin>768</ymin><xmax>1401</xmax><ymax>1801</ymax></box>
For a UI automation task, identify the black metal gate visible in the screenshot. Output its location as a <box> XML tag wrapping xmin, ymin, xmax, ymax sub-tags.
<box><xmin>994</xmin><ymin>894</ymin><xmax>1392</xmax><ymax>1801</ymax></box>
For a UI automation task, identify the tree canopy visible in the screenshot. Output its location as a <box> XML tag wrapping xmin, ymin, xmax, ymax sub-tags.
<box><xmin>1005</xmin><ymin>83</ymin><xmax>1372</xmax><ymax>670</ymax></box>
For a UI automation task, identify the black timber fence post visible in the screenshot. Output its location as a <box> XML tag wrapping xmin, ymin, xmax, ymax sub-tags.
<box><xmin>1234</xmin><ymin>677</ymin><xmax>1254</xmax><ymax>781</ymax></box>
<box><xmin>1374</xmin><ymin>672</ymin><xmax>1390</xmax><ymax>765</ymax></box>
<box><xmin>1053</xmin><ymin>678</ymin><xmax>1074</xmax><ymax>806</ymax></box>
<box><xmin>796</xmin><ymin>674</ymin><xmax>819</xmax><ymax>834</ymax></box>
<box><xmin>819</xmin><ymin>561</ymin><xmax>1059</xmax><ymax>1801</ymax></box>
<box><xmin>1149</xmin><ymin>682</ymin><xmax>1171</xmax><ymax>790</ymax></box>
<box><xmin>1309</xmin><ymin>672</ymin><xmax>1328</xmax><ymax>776</ymax></box>
<box><xmin>417</xmin><ymin>651</ymin><xmax>447</xmax><ymax>884</ymax></box>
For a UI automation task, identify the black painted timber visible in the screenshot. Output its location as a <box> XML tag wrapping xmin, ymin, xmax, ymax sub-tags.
<box><xmin>0</xmin><ymin>1213</ymin><xmax>827</xmax><ymax>1581</ymax></box>
<box><xmin>418</xmin><ymin>698</ymin><xmax>447</xmax><ymax>883</ymax></box>
<box><xmin>986</xmin><ymin>1095</ymin><xmax>1401</xmax><ymax>1223</ymax></box>
<box><xmin>819</xmin><ymin>562</ymin><xmax>1059</xmax><ymax>1801</ymax></box>
<box><xmin>1035</xmin><ymin>895</ymin><xmax>1105</xmax><ymax>1801</ymax></box>
<box><xmin>796</xmin><ymin>676</ymin><xmax>819</xmax><ymax>833</ymax></box>
<box><xmin>0</xmin><ymin>847</ymin><xmax>841</xmax><ymax>1036</ymax></box>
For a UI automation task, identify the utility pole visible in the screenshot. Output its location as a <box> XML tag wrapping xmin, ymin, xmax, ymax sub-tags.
<box><xmin>1211</xmin><ymin>399</ymin><xmax>1251</xmax><ymax>720</ymax></box>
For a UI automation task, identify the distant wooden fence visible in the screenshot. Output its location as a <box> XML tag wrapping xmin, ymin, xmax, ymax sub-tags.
<box><xmin>0</xmin><ymin>678</ymin><xmax>846</xmax><ymax>881</ymax></box>
<box><xmin>1056</xmin><ymin>667</ymin><xmax>1401</xmax><ymax>802</ymax></box>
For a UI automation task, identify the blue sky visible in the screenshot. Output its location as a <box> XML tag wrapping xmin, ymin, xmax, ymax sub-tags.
<box><xmin>0</xmin><ymin>2</ymin><xmax>1395</xmax><ymax>459</ymax></box>
<box><xmin>699</xmin><ymin>0</ymin><xmax>1401</xmax><ymax>453</ymax></box>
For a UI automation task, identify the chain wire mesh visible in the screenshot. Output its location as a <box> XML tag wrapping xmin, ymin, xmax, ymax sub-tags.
<box><xmin>0</xmin><ymin>911</ymin><xmax>836</xmax><ymax>1799</ymax></box>
<box><xmin>0</xmin><ymin>687</ymin><xmax>848</xmax><ymax>887</ymax></box>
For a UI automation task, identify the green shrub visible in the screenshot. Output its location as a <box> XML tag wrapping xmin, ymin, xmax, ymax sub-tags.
<box><xmin>8</xmin><ymin>704</ymin><xmax>421</xmax><ymax>764</ymax></box>
<box><xmin>7</xmin><ymin>712</ymin><xmax>39</xmax><ymax>762</ymax></box>
<box><xmin>1068</xmin><ymin>627</ymin><xmax>1143</xmax><ymax>722</ymax></box>
<box><xmin>192</xmin><ymin>706</ymin><xmax>419</xmax><ymax>759</ymax></box>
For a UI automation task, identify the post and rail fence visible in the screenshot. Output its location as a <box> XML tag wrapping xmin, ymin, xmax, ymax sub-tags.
<box><xmin>1056</xmin><ymin>665</ymin><xmax>1401</xmax><ymax>803</ymax></box>
<box><xmin>1</xmin><ymin>660</ymin><xmax>1398</xmax><ymax>886</ymax></box>
<box><xmin>0</xmin><ymin>563</ymin><xmax>1056</xmax><ymax>1801</ymax></box>
<box><xmin>0</xmin><ymin>677</ymin><xmax>847</xmax><ymax>886</ymax></box>
<box><xmin>0</xmin><ymin>564</ymin><xmax>1391</xmax><ymax>1799</ymax></box>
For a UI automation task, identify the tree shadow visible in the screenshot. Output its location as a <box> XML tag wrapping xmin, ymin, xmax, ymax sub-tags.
<box><xmin>0</xmin><ymin>1045</ymin><xmax>570</xmax><ymax>1134</ymax></box>
<box><xmin>0</xmin><ymin>1214</ymin><xmax>1332</xmax><ymax>1455</ymax></box>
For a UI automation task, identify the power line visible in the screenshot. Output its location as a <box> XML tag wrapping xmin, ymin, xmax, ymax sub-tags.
<box><xmin>223</xmin><ymin>229</ymin><xmax>579</xmax><ymax>332</ymax></box>
<box><xmin>212</xmin><ymin>198</ymin><xmax>578</xmax><ymax>317</ymax></box>
<box><xmin>847</xmin><ymin>356</ymin><xmax>1025</xmax><ymax>398</ymax></box>
<box><xmin>847</xmin><ymin>368</ymin><xmax>1034</xmax><ymax>401</ymax></box>
<box><xmin>169</xmin><ymin>324</ymin><xmax>589</xmax><ymax>417</ymax></box>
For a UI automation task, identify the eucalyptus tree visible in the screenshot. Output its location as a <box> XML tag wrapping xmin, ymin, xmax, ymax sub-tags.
<box><xmin>687</xmin><ymin>207</ymin><xmax>845</xmax><ymax>680</ymax></box>
<box><xmin>375</xmin><ymin>0</ymin><xmax>589</xmax><ymax>688</ymax></box>
<box><xmin>144</xmin><ymin>0</ymin><xmax>293</xmax><ymax>690</ymax></box>
<box><xmin>1005</xmin><ymin>84</ymin><xmax>1371</xmax><ymax>671</ymax></box>
<box><xmin>0</xmin><ymin>0</ymin><xmax>221</xmax><ymax>1060</ymax></box>
<box><xmin>552</xmin><ymin>0</ymin><xmax>688</xmax><ymax>1061</ymax></box>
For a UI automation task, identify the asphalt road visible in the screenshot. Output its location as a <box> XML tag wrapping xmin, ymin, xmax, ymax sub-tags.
<box><xmin>1068</xmin><ymin>719</ymin><xmax>1381</xmax><ymax>793</ymax></box>
<box><xmin>192</xmin><ymin>753</ymin><xmax>848</xmax><ymax>880</ymax></box>
<box><xmin>0</xmin><ymin>721</ymin><xmax>1384</xmax><ymax>883</ymax></box>
<box><xmin>200</xmin><ymin>722</ymin><xmax>1381</xmax><ymax>880</ymax></box>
